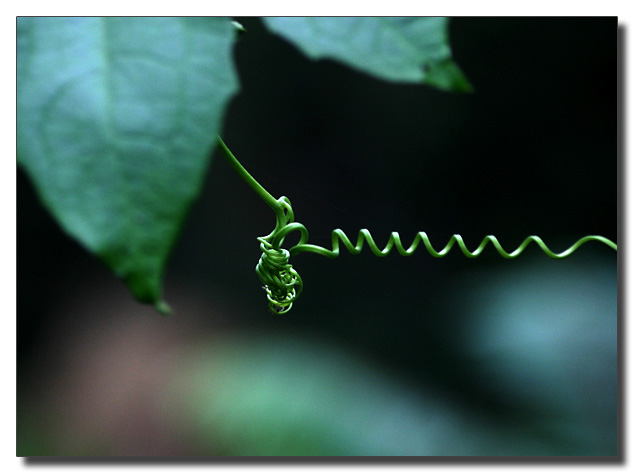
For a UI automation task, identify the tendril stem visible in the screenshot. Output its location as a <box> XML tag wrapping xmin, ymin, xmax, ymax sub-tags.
<box><xmin>217</xmin><ymin>136</ymin><xmax>283</xmax><ymax>215</ymax></box>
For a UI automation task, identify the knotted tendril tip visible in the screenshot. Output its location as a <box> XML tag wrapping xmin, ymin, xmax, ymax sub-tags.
<box><xmin>255</xmin><ymin>196</ymin><xmax>307</xmax><ymax>314</ymax></box>
<box><xmin>256</xmin><ymin>238</ymin><xmax>302</xmax><ymax>314</ymax></box>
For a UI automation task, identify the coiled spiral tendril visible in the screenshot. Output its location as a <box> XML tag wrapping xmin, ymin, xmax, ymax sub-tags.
<box><xmin>290</xmin><ymin>229</ymin><xmax>618</xmax><ymax>259</ymax></box>
<box><xmin>216</xmin><ymin>136</ymin><xmax>617</xmax><ymax>315</ymax></box>
<box><xmin>256</xmin><ymin>197</ymin><xmax>617</xmax><ymax>314</ymax></box>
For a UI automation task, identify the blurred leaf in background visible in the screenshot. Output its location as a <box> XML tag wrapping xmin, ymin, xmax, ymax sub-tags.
<box><xmin>17</xmin><ymin>17</ymin><xmax>239</xmax><ymax>308</ymax></box>
<box><xmin>263</xmin><ymin>17</ymin><xmax>471</xmax><ymax>90</ymax></box>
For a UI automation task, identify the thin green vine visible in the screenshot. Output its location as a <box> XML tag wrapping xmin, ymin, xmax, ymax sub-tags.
<box><xmin>216</xmin><ymin>137</ymin><xmax>618</xmax><ymax>314</ymax></box>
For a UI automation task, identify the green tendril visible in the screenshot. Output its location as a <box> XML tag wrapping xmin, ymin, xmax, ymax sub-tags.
<box><xmin>254</xmin><ymin>197</ymin><xmax>307</xmax><ymax>313</ymax></box>
<box><xmin>217</xmin><ymin>137</ymin><xmax>617</xmax><ymax>314</ymax></box>
<box><xmin>290</xmin><ymin>230</ymin><xmax>617</xmax><ymax>259</ymax></box>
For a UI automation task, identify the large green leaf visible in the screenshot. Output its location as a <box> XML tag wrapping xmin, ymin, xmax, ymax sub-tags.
<box><xmin>263</xmin><ymin>17</ymin><xmax>471</xmax><ymax>91</ymax></box>
<box><xmin>17</xmin><ymin>17</ymin><xmax>239</xmax><ymax>311</ymax></box>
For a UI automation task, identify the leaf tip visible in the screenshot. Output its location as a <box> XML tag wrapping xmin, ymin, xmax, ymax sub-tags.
<box><xmin>155</xmin><ymin>299</ymin><xmax>172</xmax><ymax>316</ymax></box>
<box><xmin>231</xmin><ymin>20</ymin><xmax>247</xmax><ymax>34</ymax></box>
<box><xmin>423</xmin><ymin>59</ymin><xmax>473</xmax><ymax>93</ymax></box>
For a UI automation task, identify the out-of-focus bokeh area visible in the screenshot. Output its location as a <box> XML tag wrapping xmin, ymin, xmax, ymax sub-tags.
<box><xmin>17</xmin><ymin>18</ymin><xmax>617</xmax><ymax>456</ymax></box>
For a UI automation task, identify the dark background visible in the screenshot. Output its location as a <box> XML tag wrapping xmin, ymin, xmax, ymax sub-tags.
<box><xmin>18</xmin><ymin>17</ymin><xmax>618</xmax><ymax>456</ymax></box>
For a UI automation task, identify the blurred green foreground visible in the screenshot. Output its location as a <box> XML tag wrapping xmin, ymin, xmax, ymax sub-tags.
<box><xmin>18</xmin><ymin>258</ymin><xmax>616</xmax><ymax>456</ymax></box>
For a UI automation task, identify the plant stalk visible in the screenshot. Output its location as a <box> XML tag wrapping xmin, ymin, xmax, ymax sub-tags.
<box><xmin>216</xmin><ymin>136</ymin><xmax>282</xmax><ymax>213</ymax></box>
